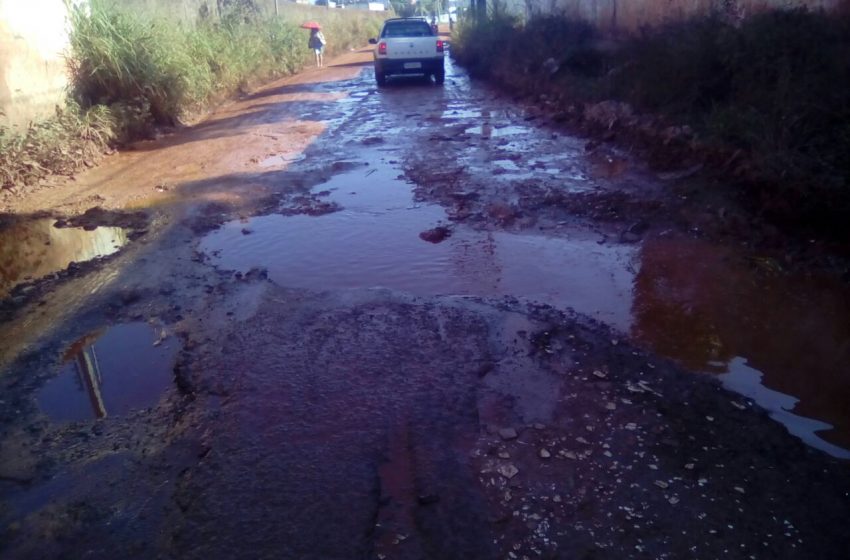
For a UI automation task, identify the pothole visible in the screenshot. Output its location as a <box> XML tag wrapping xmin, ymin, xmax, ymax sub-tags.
<box><xmin>200</xmin><ymin>157</ymin><xmax>638</xmax><ymax>330</ymax></box>
<box><xmin>36</xmin><ymin>323</ymin><xmax>178</xmax><ymax>422</ymax></box>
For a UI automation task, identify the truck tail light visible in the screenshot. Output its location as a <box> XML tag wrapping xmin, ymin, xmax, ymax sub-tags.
<box><xmin>436</xmin><ymin>40</ymin><xmax>444</xmax><ymax>53</ymax></box>
<box><xmin>378</xmin><ymin>42</ymin><xmax>387</xmax><ymax>55</ymax></box>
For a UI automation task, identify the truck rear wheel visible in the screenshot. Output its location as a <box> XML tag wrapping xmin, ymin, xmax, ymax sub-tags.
<box><xmin>434</xmin><ymin>68</ymin><xmax>445</xmax><ymax>85</ymax></box>
<box><xmin>376</xmin><ymin>70</ymin><xmax>386</xmax><ymax>87</ymax></box>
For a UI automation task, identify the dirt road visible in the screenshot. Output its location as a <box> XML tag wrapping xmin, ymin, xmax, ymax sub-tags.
<box><xmin>1</xmin><ymin>47</ymin><xmax>849</xmax><ymax>559</ymax></box>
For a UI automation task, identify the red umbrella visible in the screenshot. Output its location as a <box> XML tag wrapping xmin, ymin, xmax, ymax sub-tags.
<box><xmin>300</xmin><ymin>21</ymin><xmax>321</xmax><ymax>30</ymax></box>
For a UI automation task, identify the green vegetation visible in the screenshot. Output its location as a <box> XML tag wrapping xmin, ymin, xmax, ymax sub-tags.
<box><xmin>68</xmin><ymin>1</ymin><xmax>384</xmax><ymax>137</ymax></box>
<box><xmin>0</xmin><ymin>1</ymin><xmax>385</xmax><ymax>192</ymax></box>
<box><xmin>453</xmin><ymin>9</ymin><xmax>850</xmax><ymax>235</ymax></box>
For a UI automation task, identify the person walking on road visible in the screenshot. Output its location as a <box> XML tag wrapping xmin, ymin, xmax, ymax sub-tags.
<box><xmin>309</xmin><ymin>27</ymin><xmax>327</xmax><ymax>68</ymax></box>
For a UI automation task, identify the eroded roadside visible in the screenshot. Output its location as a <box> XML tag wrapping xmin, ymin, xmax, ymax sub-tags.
<box><xmin>1</xmin><ymin>48</ymin><xmax>849</xmax><ymax>559</ymax></box>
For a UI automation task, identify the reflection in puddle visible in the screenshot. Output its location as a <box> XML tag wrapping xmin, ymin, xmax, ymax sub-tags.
<box><xmin>0</xmin><ymin>219</ymin><xmax>128</xmax><ymax>299</ymax></box>
<box><xmin>37</xmin><ymin>323</ymin><xmax>178</xmax><ymax>422</ymax></box>
<box><xmin>633</xmin><ymin>238</ymin><xmax>850</xmax><ymax>457</ymax></box>
<box><xmin>201</xmin><ymin>160</ymin><xmax>638</xmax><ymax>331</ymax></box>
<box><xmin>720</xmin><ymin>358</ymin><xmax>850</xmax><ymax>459</ymax></box>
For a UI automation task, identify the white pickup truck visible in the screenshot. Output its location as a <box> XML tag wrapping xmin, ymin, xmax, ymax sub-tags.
<box><xmin>369</xmin><ymin>18</ymin><xmax>445</xmax><ymax>86</ymax></box>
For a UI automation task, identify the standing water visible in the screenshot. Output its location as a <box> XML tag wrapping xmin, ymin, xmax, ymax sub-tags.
<box><xmin>0</xmin><ymin>219</ymin><xmax>128</xmax><ymax>299</ymax></box>
<box><xmin>201</xmin><ymin>159</ymin><xmax>638</xmax><ymax>331</ymax></box>
<box><xmin>37</xmin><ymin>323</ymin><xmax>178</xmax><ymax>422</ymax></box>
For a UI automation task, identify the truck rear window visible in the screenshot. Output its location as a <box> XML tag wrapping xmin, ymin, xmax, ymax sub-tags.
<box><xmin>381</xmin><ymin>21</ymin><xmax>434</xmax><ymax>38</ymax></box>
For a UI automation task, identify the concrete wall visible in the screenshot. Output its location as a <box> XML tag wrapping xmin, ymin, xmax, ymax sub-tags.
<box><xmin>505</xmin><ymin>0</ymin><xmax>843</xmax><ymax>31</ymax></box>
<box><xmin>0</xmin><ymin>0</ymin><xmax>71</xmax><ymax>128</ymax></box>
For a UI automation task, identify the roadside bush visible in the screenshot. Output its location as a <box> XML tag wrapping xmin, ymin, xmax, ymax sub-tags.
<box><xmin>452</xmin><ymin>8</ymin><xmax>850</xmax><ymax>237</ymax></box>
<box><xmin>0</xmin><ymin>102</ymin><xmax>114</xmax><ymax>190</ymax></box>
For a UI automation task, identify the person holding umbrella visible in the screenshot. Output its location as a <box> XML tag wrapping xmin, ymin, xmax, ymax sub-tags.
<box><xmin>302</xmin><ymin>22</ymin><xmax>326</xmax><ymax>68</ymax></box>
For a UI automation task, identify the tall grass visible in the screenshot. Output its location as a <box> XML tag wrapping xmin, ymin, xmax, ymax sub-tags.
<box><xmin>68</xmin><ymin>3</ymin><xmax>307</xmax><ymax>133</ymax></box>
<box><xmin>453</xmin><ymin>9</ymin><xmax>850</xmax><ymax>236</ymax></box>
<box><xmin>67</xmin><ymin>1</ymin><xmax>385</xmax><ymax>135</ymax></box>
<box><xmin>1</xmin><ymin>2</ymin><xmax>385</xmax><ymax>193</ymax></box>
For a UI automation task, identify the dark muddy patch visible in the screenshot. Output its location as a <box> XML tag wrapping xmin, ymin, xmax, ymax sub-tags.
<box><xmin>54</xmin><ymin>207</ymin><xmax>149</xmax><ymax>233</ymax></box>
<box><xmin>36</xmin><ymin>323</ymin><xmax>178</xmax><ymax>422</ymax></box>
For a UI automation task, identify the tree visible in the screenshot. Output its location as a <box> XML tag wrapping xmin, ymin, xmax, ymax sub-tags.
<box><xmin>389</xmin><ymin>0</ymin><xmax>443</xmax><ymax>18</ymax></box>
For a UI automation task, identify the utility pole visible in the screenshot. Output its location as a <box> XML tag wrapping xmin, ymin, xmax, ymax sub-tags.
<box><xmin>470</xmin><ymin>0</ymin><xmax>486</xmax><ymax>20</ymax></box>
<box><xmin>274</xmin><ymin>0</ymin><xmax>279</xmax><ymax>17</ymax></box>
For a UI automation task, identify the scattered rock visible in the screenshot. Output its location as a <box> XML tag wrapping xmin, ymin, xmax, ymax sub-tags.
<box><xmin>499</xmin><ymin>427</ymin><xmax>518</xmax><ymax>440</ymax></box>
<box><xmin>539</xmin><ymin>448</ymin><xmax>551</xmax><ymax>459</ymax></box>
<box><xmin>654</xmin><ymin>480</ymin><xmax>669</xmax><ymax>489</ymax></box>
<box><xmin>497</xmin><ymin>464</ymin><xmax>520</xmax><ymax>479</ymax></box>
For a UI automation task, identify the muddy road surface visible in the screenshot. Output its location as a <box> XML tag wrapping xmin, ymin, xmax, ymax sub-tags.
<box><xmin>1</xmin><ymin>48</ymin><xmax>849</xmax><ymax>559</ymax></box>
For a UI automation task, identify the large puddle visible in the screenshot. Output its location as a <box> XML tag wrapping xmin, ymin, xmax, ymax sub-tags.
<box><xmin>201</xmin><ymin>157</ymin><xmax>850</xmax><ymax>458</ymax></box>
<box><xmin>0</xmin><ymin>219</ymin><xmax>128</xmax><ymax>299</ymax></box>
<box><xmin>201</xmin><ymin>161</ymin><xmax>637</xmax><ymax>330</ymax></box>
<box><xmin>632</xmin><ymin>239</ymin><xmax>850</xmax><ymax>457</ymax></box>
<box><xmin>37</xmin><ymin>323</ymin><xmax>178</xmax><ymax>422</ymax></box>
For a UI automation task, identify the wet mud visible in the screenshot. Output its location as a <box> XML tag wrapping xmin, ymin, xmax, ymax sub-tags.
<box><xmin>1</xmin><ymin>47</ymin><xmax>849</xmax><ymax>560</ymax></box>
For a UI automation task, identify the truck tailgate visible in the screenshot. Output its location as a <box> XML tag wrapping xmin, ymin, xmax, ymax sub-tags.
<box><xmin>385</xmin><ymin>38</ymin><xmax>437</xmax><ymax>59</ymax></box>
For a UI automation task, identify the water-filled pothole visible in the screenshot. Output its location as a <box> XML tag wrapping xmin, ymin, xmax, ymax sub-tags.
<box><xmin>0</xmin><ymin>219</ymin><xmax>128</xmax><ymax>299</ymax></box>
<box><xmin>200</xmin><ymin>160</ymin><xmax>638</xmax><ymax>330</ymax></box>
<box><xmin>200</xmin><ymin>155</ymin><xmax>850</xmax><ymax>458</ymax></box>
<box><xmin>632</xmin><ymin>237</ymin><xmax>850</xmax><ymax>457</ymax></box>
<box><xmin>37</xmin><ymin>323</ymin><xmax>178</xmax><ymax>422</ymax></box>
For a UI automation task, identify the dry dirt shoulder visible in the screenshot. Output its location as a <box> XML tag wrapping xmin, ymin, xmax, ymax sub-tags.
<box><xmin>0</xmin><ymin>48</ymin><xmax>374</xmax><ymax>217</ymax></box>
